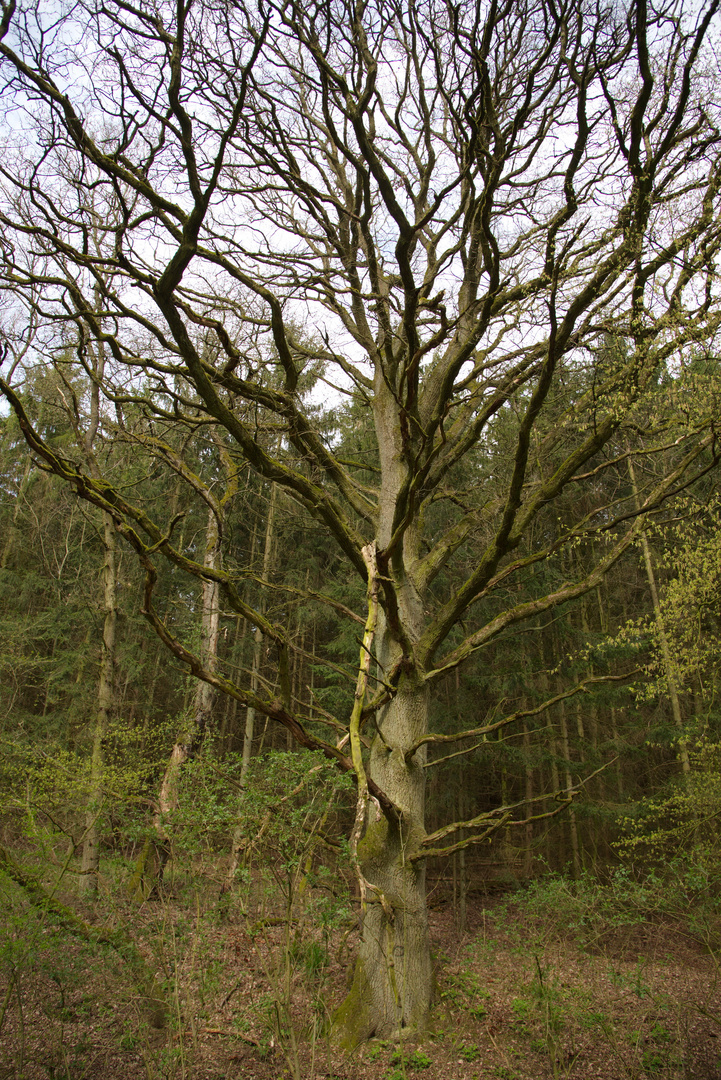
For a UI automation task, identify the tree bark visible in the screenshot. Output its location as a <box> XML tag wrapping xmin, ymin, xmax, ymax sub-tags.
<box><xmin>241</xmin><ymin>480</ymin><xmax>278</xmax><ymax>781</ymax></box>
<box><xmin>336</xmin><ymin>668</ymin><xmax>431</xmax><ymax>1042</ymax></box>
<box><xmin>226</xmin><ymin>480</ymin><xmax>279</xmax><ymax>886</ymax></box>
<box><xmin>522</xmin><ymin>719</ymin><xmax>534</xmax><ymax>877</ymax></box>
<box><xmin>558</xmin><ymin>698</ymin><xmax>581</xmax><ymax>878</ymax></box>
<box><xmin>628</xmin><ymin>459</ymin><xmax>690</xmax><ymax>774</ymax></box>
<box><xmin>1</xmin><ymin>455</ymin><xmax>32</xmax><ymax>570</ymax></box>
<box><xmin>153</xmin><ymin>504</ymin><xmax>221</xmax><ymax>884</ymax></box>
<box><xmin>80</xmin><ymin>326</ymin><xmax>117</xmax><ymax>897</ymax></box>
<box><xmin>337</xmin><ymin>371</ymin><xmax>434</xmax><ymax>1038</ymax></box>
<box><xmin>80</xmin><ymin>510</ymin><xmax>117</xmax><ymax>896</ymax></box>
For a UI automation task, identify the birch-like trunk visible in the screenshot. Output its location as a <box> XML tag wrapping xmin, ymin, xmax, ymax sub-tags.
<box><xmin>153</xmin><ymin>505</ymin><xmax>221</xmax><ymax>883</ymax></box>
<box><xmin>80</xmin><ymin>510</ymin><xmax>117</xmax><ymax>896</ymax></box>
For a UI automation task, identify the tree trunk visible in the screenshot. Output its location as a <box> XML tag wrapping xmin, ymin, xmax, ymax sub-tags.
<box><xmin>628</xmin><ymin>459</ymin><xmax>690</xmax><ymax>773</ymax></box>
<box><xmin>226</xmin><ymin>481</ymin><xmax>278</xmax><ymax>887</ymax></box>
<box><xmin>336</xmin><ymin>376</ymin><xmax>435</xmax><ymax>1042</ymax></box>
<box><xmin>558</xmin><ymin>698</ymin><xmax>581</xmax><ymax>878</ymax></box>
<box><xmin>152</xmin><ymin>504</ymin><xmax>221</xmax><ymax>885</ymax></box>
<box><xmin>336</xmin><ymin>673</ymin><xmax>431</xmax><ymax>1043</ymax></box>
<box><xmin>1</xmin><ymin>455</ymin><xmax>32</xmax><ymax>570</ymax></box>
<box><xmin>457</xmin><ymin>779</ymin><xmax>467</xmax><ymax>934</ymax></box>
<box><xmin>80</xmin><ymin>510</ymin><xmax>117</xmax><ymax>896</ymax></box>
<box><xmin>522</xmin><ymin>719</ymin><xmax>534</xmax><ymax>877</ymax></box>
<box><xmin>240</xmin><ymin>481</ymin><xmax>278</xmax><ymax>782</ymax></box>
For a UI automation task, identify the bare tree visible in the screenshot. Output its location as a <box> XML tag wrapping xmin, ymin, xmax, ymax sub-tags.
<box><xmin>1</xmin><ymin>0</ymin><xmax>721</xmax><ymax>1041</ymax></box>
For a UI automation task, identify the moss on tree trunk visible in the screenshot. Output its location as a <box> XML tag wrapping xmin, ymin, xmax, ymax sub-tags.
<box><xmin>337</xmin><ymin>677</ymin><xmax>432</xmax><ymax>1044</ymax></box>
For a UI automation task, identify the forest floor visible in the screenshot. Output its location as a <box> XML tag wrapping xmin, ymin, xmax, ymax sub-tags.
<box><xmin>1</xmin><ymin>871</ymin><xmax>721</xmax><ymax>1080</ymax></box>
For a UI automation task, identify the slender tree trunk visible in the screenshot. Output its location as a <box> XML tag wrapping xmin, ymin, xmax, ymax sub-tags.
<box><xmin>240</xmin><ymin>482</ymin><xmax>278</xmax><ymax>782</ymax></box>
<box><xmin>610</xmin><ymin>707</ymin><xmax>624</xmax><ymax>798</ymax></box>
<box><xmin>457</xmin><ymin>764</ymin><xmax>467</xmax><ymax>934</ymax></box>
<box><xmin>226</xmin><ymin>481</ymin><xmax>279</xmax><ymax>887</ymax></box>
<box><xmin>522</xmin><ymin>719</ymin><xmax>534</xmax><ymax>877</ymax></box>
<box><xmin>546</xmin><ymin>719</ymin><xmax>561</xmax><ymax>868</ymax></box>
<box><xmin>628</xmin><ymin>459</ymin><xmax>690</xmax><ymax>773</ymax></box>
<box><xmin>80</xmin><ymin>511</ymin><xmax>117</xmax><ymax>896</ymax></box>
<box><xmin>41</xmin><ymin>637</ymin><xmax>59</xmax><ymax>718</ymax></box>
<box><xmin>308</xmin><ymin>617</ymin><xmax>316</xmax><ymax>723</ymax></box>
<box><xmin>1</xmin><ymin>456</ymin><xmax>32</xmax><ymax>570</ymax></box>
<box><xmin>454</xmin><ymin>671</ymin><xmax>467</xmax><ymax>930</ymax></box>
<box><xmin>500</xmin><ymin>762</ymin><xmax>513</xmax><ymax>871</ymax></box>
<box><xmin>153</xmin><ymin>504</ymin><xmax>221</xmax><ymax>884</ymax></box>
<box><xmin>79</xmin><ymin>326</ymin><xmax>118</xmax><ymax>897</ymax></box>
<box><xmin>558</xmin><ymin>698</ymin><xmax>581</xmax><ymax>878</ymax></box>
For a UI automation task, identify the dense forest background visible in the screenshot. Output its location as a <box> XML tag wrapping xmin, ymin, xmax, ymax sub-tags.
<box><xmin>1</xmin><ymin>328</ymin><xmax>721</xmax><ymax>1080</ymax></box>
<box><xmin>2</xmin><ymin>353</ymin><xmax>719</xmax><ymax>895</ymax></box>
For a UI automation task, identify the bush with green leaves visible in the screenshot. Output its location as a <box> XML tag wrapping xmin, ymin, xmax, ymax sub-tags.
<box><xmin>240</xmin><ymin>753</ymin><xmax>354</xmax><ymax>1077</ymax></box>
<box><xmin>235</xmin><ymin>750</ymin><xmax>353</xmax><ymax>873</ymax></box>
<box><xmin>0</xmin><ymin>717</ymin><xmax>173</xmax><ymax>879</ymax></box>
<box><xmin>618</xmin><ymin>736</ymin><xmax>721</xmax><ymax>867</ymax></box>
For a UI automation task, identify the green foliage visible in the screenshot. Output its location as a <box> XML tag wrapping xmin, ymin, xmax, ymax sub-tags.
<box><xmin>389</xmin><ymin>1047</ymin><xmax>432</xmax><ymax>1070</ymax></box>
<box><xmin>216</xmin><ymin>750</ymin><xmax>353</xmax><ymax>1077</ymax></box>
<box><xmin>366</xmin><ymin>1041</ymin><xmax>388</xmax><ymax>1062</ymax></box>
<box><xmin>439</xmin><ymin>967</ymin><xmax>491</xmax><ymax>1015</ymax></box>
<box><xmin>654</xmin><ymin>499</ymin><xmax>721</xmax><ymax>690</ymax></box>
<box><xmin>618</xmin><ymin>736</ymin><xmax>721</xmax><ymax>863</ymax></box>
<box><xmin>0</xmin><ymin>716</ymin><xmax>175</xmax><ymax>889</ymax></box>
<box><xmin>610</xmin><ymin>735</ymin><xmax>721</xmax><ymax>951</ymax></box>
<box><xmin>608</xmin><ymin>962</ymin><xmax>651</xmax><ymax>999</ymax></box>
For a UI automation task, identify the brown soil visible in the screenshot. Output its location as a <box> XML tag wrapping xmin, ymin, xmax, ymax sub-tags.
<box><xmin>1</xmin><ymin>885</ymin><xmax>720</xmax><ymax>1080</ymax></box>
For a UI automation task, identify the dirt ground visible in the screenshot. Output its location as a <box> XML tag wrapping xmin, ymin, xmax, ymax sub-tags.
<box><xmin>2</xmin><ymin>883</ymin><xmax>721</xmax><ymax>1080</ymax></box>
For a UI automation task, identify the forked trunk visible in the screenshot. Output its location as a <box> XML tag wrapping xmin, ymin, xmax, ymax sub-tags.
<box><xmin>335</xmin><ymin>378</ymin><xmax>434</xmax><ymax>1042</ymax></box>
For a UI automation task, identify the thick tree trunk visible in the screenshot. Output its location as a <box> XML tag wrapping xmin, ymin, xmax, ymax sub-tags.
<box><xmin>337</xmin><ymin>376</ymin><xmax>436</xmax><ymax>1043</ymax></box>
<box><xmin>336</xmin><ymin>674</ymin><xmax>431</xmax><ymax>1043</ymax></box>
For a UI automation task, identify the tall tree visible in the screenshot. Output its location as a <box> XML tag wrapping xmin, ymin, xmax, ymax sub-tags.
<box><xmin>1</xmin><ymin>0</ymin><xmax>721</xmax><ymax>1040</ymax></box>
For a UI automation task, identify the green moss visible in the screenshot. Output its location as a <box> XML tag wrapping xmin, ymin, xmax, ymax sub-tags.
<box><xmin>357</xmin><ymin>815</ymin><xmax>390</xmax><ymax>865</ymax></box>
<box><xmin>332</xmin><ymin>957</ymin><xmax>374</xmax><ymax>1050</ymax></box>
<box><xmin>127</xmin><ymin>838</ymin><xmax>152</xmax><ymax>900</ymax></box>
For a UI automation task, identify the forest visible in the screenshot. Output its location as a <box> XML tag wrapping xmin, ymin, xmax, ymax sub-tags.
<box><xmin>1</xmin><ymin>0</ymin><xmax>721</xmax><ymax>1076</ymax></box>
